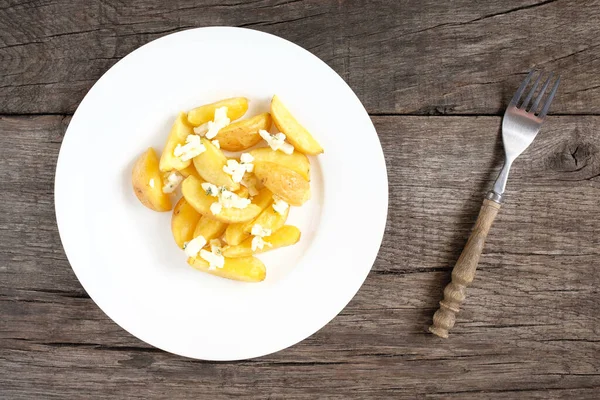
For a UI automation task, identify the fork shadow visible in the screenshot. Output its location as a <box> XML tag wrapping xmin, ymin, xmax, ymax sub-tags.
<box><xmin>419</xmin><ymin>120</ymin><xmax>505</xmax><ymax>334</ymax></box>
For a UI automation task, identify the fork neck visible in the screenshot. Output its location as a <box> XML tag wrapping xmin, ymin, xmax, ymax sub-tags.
<box><xmin>490</xmin><ymin>159</ymin><xmax>514</xmax><ymax>203</ymax></box>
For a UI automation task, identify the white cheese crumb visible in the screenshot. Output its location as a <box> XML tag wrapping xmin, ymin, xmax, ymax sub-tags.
<box><xmin>200</xmin><ymin>249</ymin><xmax>225</xmax><ymax>271</ymax></box>
<box><xmin>210</xmin><ymin>239</ymin><xmax>222</xmax><ymax>254</ymax></box>
<box><xmin>149</xmin><ymin>178</ymin><xmax>155</xmax><ymax>188</ymax></box>
<box><xmin>202</xmin><ymin>182</ymin><xmax>219</xmax><ymax>197</ymax></box>
<box><xmin>251</xmin><ymin>224</ymin><xmax>272</xmax><ymax>238</ymax></box>
<box><xmin>272</xmin><ymin>198</ymin><xmax>289</xmax><ymax>215</ymax></box>
<box><xmin>223</xmin><ymin>156</ymin><xmax>254</xmax><ymax>184</ymax></box>
<box><xmin>259</xmin><ymin>130</ymin><xmax>294</xmax><ymax>154</ymax></box>
<box><xmin>162</xmin><ymin>172</ymin><xmax>183</xmax><ymax>193</ymax></box>
<box><xmin>173</xmin><ymin>134</ymin><xmax>206</xmax><ymax>161</ymax></box>
<box><xmin>211</xmin><ymin>139</ymin><xmax>220</xmax><ymax>149</ymax></box>
<box><xmin>219</xmin><ymin>189</ymin><xmax>251</xmax><ymax>209</ymax></box>
<box><xmin>210</xmin><ymin>202</ymin><xmax>222</xmax><ymax>215</ymax></box>
<box><xmin>193</xmin><ymin>123</ymin><xmax>209</xmax><ymax>135</ymax></box>
<box><xmin>205</xmin><ymin>106</ymin><xmax>231</xmax><ymax>139</ymax></box>
<box><xmin>184</xmin><ymin>235</ymin><xmax>207</xmax><ymax>258</ymax></box>
<box><xmin>240</xmin><ymin>153</ymin><xmax>254</xmax><ymax>164</ymax></box>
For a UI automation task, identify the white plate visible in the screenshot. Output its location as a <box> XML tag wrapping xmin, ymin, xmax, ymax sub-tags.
<box><xmin>55</xmin><ymin>27</ymin><xmax>388</xmax><ymax>360</ymax></box>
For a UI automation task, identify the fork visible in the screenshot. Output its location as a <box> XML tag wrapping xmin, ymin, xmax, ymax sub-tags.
<box><xmin>429</xmin><ymin>70</ymin><xmax>560</xmax><ymax>338</ymax></box>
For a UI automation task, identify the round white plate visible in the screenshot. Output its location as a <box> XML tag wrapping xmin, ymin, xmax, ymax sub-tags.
<box><xmin>55</xmin><ymin>27</ymin><xmax>388</xmax><ymax>360</ymax></box>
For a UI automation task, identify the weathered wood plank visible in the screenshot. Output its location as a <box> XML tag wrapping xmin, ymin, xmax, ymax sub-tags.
<box><xmin>1</xmin><ymin>0</ymin><xmax>599</xmax><ymax>114</ymax></box>
<box><xmin>1</xmin><ymin>115</ymin><xmax>598</xmax><ymax>398</ymax></box>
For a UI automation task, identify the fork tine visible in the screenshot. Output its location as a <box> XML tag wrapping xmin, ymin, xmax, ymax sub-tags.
<box><xmin>538</xmin><ymin>76</ymin><xmax>561</xmax><ymax>118</ymax></box>
<box><xmin>521</xmin><ymin>71</ymin><xmax>543</xmax><ymax>110</ymax></box>
<box><xmin>509</xmin><ymin>70</ymin><xmax>535</xmax><ymax>106</ymax></box>
<box><xmin>530</xmin><ymin>72</ymin><xmax>553</xmax><ymax>113</ymax></box>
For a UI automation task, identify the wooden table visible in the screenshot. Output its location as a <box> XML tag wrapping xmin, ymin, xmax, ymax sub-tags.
<box><xmin>1</xmin><ymin>1</ymin><xmax>599</xmax><ymax>398</ymax></box>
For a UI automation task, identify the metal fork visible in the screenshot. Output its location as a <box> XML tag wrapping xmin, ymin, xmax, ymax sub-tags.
<box><xmin>429</xmin><ymin>70</ymin><xmax>560</xmax><ymax>338</ymax></box>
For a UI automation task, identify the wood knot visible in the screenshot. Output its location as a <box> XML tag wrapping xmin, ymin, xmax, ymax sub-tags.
<box><xmin>545</xmin><ymin>138</ymin><xmax>600</xmax><ymax>181</ymax></box>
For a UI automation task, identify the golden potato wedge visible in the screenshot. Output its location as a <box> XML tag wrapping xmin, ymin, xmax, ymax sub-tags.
<box><xmin>193</xmin><ymin>216</ymin><xmax>227</xmax><ymax>241</ymax></box>
<box><xmin>159</xmin><ymin>112</ymin><xmax>195</xmax><ymax>172</ymax></box>
<box><xmin>213</xmin><ymin>113</ymin><xmax>272</xmax><ymax>151</ymax></box>
<box><xmin>249</xmin><ymin>147</ymin><xmax>310</xmax><ymax>181</ymax></box>
<box><xmin>223</xmin><ymin>225</ymin><xmax>301</xmax><ymax>258</ymax></box>
<box><xmin>192</xmin><ymin>138</ymin><xmax>240</xmax><ymax>190</ymax></box>
<box><xmin>171</xmin><ymin>198</ymin><xmax>202</xmax><ymax>248</ymax></box>
<box><xmin>224</xmin><ymin>188</ymin><xmax>273</xmax><ymax>245</ymax></box>
<box><xmin>132</xmin><ymin>148</ymin><xmax>172</xmax><ymax>212</ymax></box>
<box><xmin>187</xmin><ymin>255</ymin><xmax>266</xmax><ymax>282</ymax></box>
<box><xmin>179</xmin><ymin>163</ymin><xmax>201</xmax><ymax>179</ymax></box>
<box><xmin>253</xmin><ymin>161</ymin><xmax>310</xmax><ymax>206</ymax></box>
<box><xmin>181</xmin><ymin>175</ymin><xmax>260</xmax><ymax>223</ymax></box>
<box><xmin>270</xmin><ymin>95</ymin><xmax>323</xmax><ymax>155</ymax></box>
<box><xmin>187</xmin><ymin>97</ymin><xmax>249</xmax><ymax>127</ymax></box>
<box><xmin>242</xmin><ymin>200</ymin><xmax>289</xmax><ymax>234</ymax></box>
<box><xmin>234</xmin><ymin>186</ymin><xmax>249</xmax><ymax>198</ymax></box>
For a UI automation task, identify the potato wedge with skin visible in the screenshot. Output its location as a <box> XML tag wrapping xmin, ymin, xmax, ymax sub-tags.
<box><xmin>159</xmin><ymin>112</ymin><xmax>194</xmax><ymax>172</ymax></box>
<box><xmin>182</xmin><ymin>175</ymin><xmax>260</xmax><ymax>223</ymax></box>
<box><xmin>193</xmin><ymin>138</ymin><xmax>240</xmax><ymax>190</ymax></box>
<box><xmin>213</xmin><ymin>113</ymin><xmax>272</xmax><ymax>151</ymax></box>
<box><xmin>271</xmin><ymin>95</ymin><xmax>323</xmax><ymax>155</ymax></box>
<box><xmin>223</xmin><ymin>225</ymin><xmax>301</xmax><ymax>258</ymax></box>
<box><xmin>224</xmin><ymin>188</ymin><xmax>273</xmax><ymax>245</ymax></box>
<box><xmin>242</xmin><ymin>200</ymin><xmax>289</xmax><ymax>234</ymax></box>
<box><xmin>249</xmin><ymin>147</ymin><xmax>310</xmax><ymax>181</ymax></box>
<box><xmin>187</xmin><ymin>255</ymin><xmax>266</xmax><ymax>282</ymax></box>
<box><xmin>132</xmin><ymin>148</ymin><xmax>172</xmax><ymax>212</ymax></box>
<box><xmin>193</xmin><ymin>216</ymin><xmax>227</xmax><ymax>241</ymax></box>
<box><xmin>171</xmin><ymin>198</ymin><xmax>202</xmax><ymax>248</ymax></box>
<box><xmin>253</xmin><ymin>161</ymin><xmax>310</xmax><ymax>206</ymax></box>
<box><xmin>179</xmin><ymin>163</ymin><xmax>202</xmax><ymax>179</ymax></box>
<box><xmin>187</xmin><ymin>97</ymin><xmax>249</xmax><ymax>127</ymax></box>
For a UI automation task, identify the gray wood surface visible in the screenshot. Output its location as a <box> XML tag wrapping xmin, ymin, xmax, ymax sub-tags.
<box><xmin>1</xmin><ymin>0</ymin><xmax>599</xmax><ymax>399</ymax></box>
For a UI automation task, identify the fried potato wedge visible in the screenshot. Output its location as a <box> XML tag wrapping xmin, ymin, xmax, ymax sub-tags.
<box><xmin>234</xmin><ymin>186</ymin><xmax>249</xmax><ymax>198</ymax></box>
<box><xmin>270</xmin><ymin>95</ymin><xmax>323</xmax><ymax>155</ymax></box>
<box><xmin>224</xmin><ymin>188</ymin><xmax>273</xmax><ymax>245</ymax></box>
<box><xmin>193</xmin><ymin>216</ymin><xmax>227</xmax><ymax>241</ymax></box>
<box><xmin>223</xmin><ymin>225</ymin><xmax>301</xmax><ymax>258</ymax></box>
<box><xmin>213</xmin><ymin>112</ymin><xmax>272</xmax><ymax>151</ymax></box>
<box><xmin>132</xmin><ymin>148</ymin><xmax>172</xmax><ymax>212</ymax></box>
<box><xmin>159</xmin><ymin>112</ymin><xmax>195</xmax><ymax>172</ymax></box>
<box><xmin>179</xmin><ymin>163</ymin><xmax>202</xmax><ymax>179</ymax></box>
<box><xmin>171</xmin><ymin>198</ymin><xmax>202</xmax><ymax>248</ymax></box>
<box><xmin>187</xmin><ymin>97</ymin><xmax>249</xmax><ymax>126</ymax></box>
<box><xmin>242</xmin><ymin>200</ymin><xmax>289</xmax><ymax>234</ymax></box>
<box><xmin>253</xmin><ymin>161</ymin><xmax>310</xmax><ymax>206</ymax></box>
<box><xmin>249</xmin><ymin>147</ymin><xmax>310</xmax><ymax>181</ymax></box>
<box><xmin>187</xmin><ymin>255</ymin><xmax>266</xmax><ymax>282</ymax></box>
<box><xmin>182</xmin><ymin>176</ymin><xmax>260</xmax><ymax>223</ymax></box>
<box><xmin>192</xmin><ymin>138</ymin><xmax>240</xmax><ymax>190</ymax></box>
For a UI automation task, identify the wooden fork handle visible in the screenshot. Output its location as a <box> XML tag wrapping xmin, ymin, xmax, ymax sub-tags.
<box><xmin>429</xmin><ymin>198</ymin><xmax>501</xmax><ymax>338</ymax></box>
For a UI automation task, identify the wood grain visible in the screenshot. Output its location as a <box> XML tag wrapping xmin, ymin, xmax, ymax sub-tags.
<box><xmin>1</xmin><ymin>115</ymin><xmax>598</xmax><ymax>398</ymax></box>
<box><xmin>1</xmin><ymin>0</ymin><xmax>600</xmax><ymax>115</ymax></box>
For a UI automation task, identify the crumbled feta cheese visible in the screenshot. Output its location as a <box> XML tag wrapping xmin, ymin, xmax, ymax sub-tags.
<box><xmin>211</xmin><ymin>139</ymin><xmax>220</xmax><ymax>149</ymax></box>
<box><xmin>149</xmin><ymin>178</ymin><xmax>155</xmax><ymax>188</ymax></box>
<box><xmin>202</xmin><ymin>182</ymin><xmax>219</xmax><ymax>197</ymax></box>
<box><xmin>219</xmin><ymin>189</ymin><xmax>251</xmax><ymax>209</ymax></box>
<box><xmin>272</xmin><ymin>197</ymin><xmax>289</xmax><ymax>215</ymax></box>
<box><xmin>173</xmin><ymin>134</ymin><xmax>206</xmax><ymax>161</ymax></box>
<box><xmin>162</xmin><ymin>172</ymin><xmax>183</xmax><ymax>193</ymax></box>
<box><xmin>200</xmin><ymin>249</ymin><xmax>225</xmax><ymax>271</ymax></box>
<box><xmin>240</xmin><ymin>153</ymin><xmax>254</xmax><ymax>164</ymax></box>
<box><xmin>251</xmin><ymin>224</ymin><xmax>272</xmax><ymax>238</ymax></box>
<box><xmin>210</xmin><ymin>202</ymin><xmax>222</xmax><ymax>215</ymax></box>
<box><xmin>205</xmin><ymin>106</ymin><xmax>230</xmax><ymax>139</ymax></box>
<box><xmin>210</xmin><ymin>238</ymin><xmax>222</xmax><ymax>254</ymax></box>
<box><xmin>184</xmin><ymin>235</ymin><xmax>207</xmax><ymax>258</ymax></box>
<box><xmin>223</xmin><ymin>153</ymin><xmax>254</xmax><ymax>184</ymax></box>
<box><xmin>251</xmin><ymin>236</ymin><xmax>270</xmax><ymax>251</ymax></box>
<box><xmin>259</xmin><ymin>130</ymin><xmax>294</xmax><ymax>154</ymax></box>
